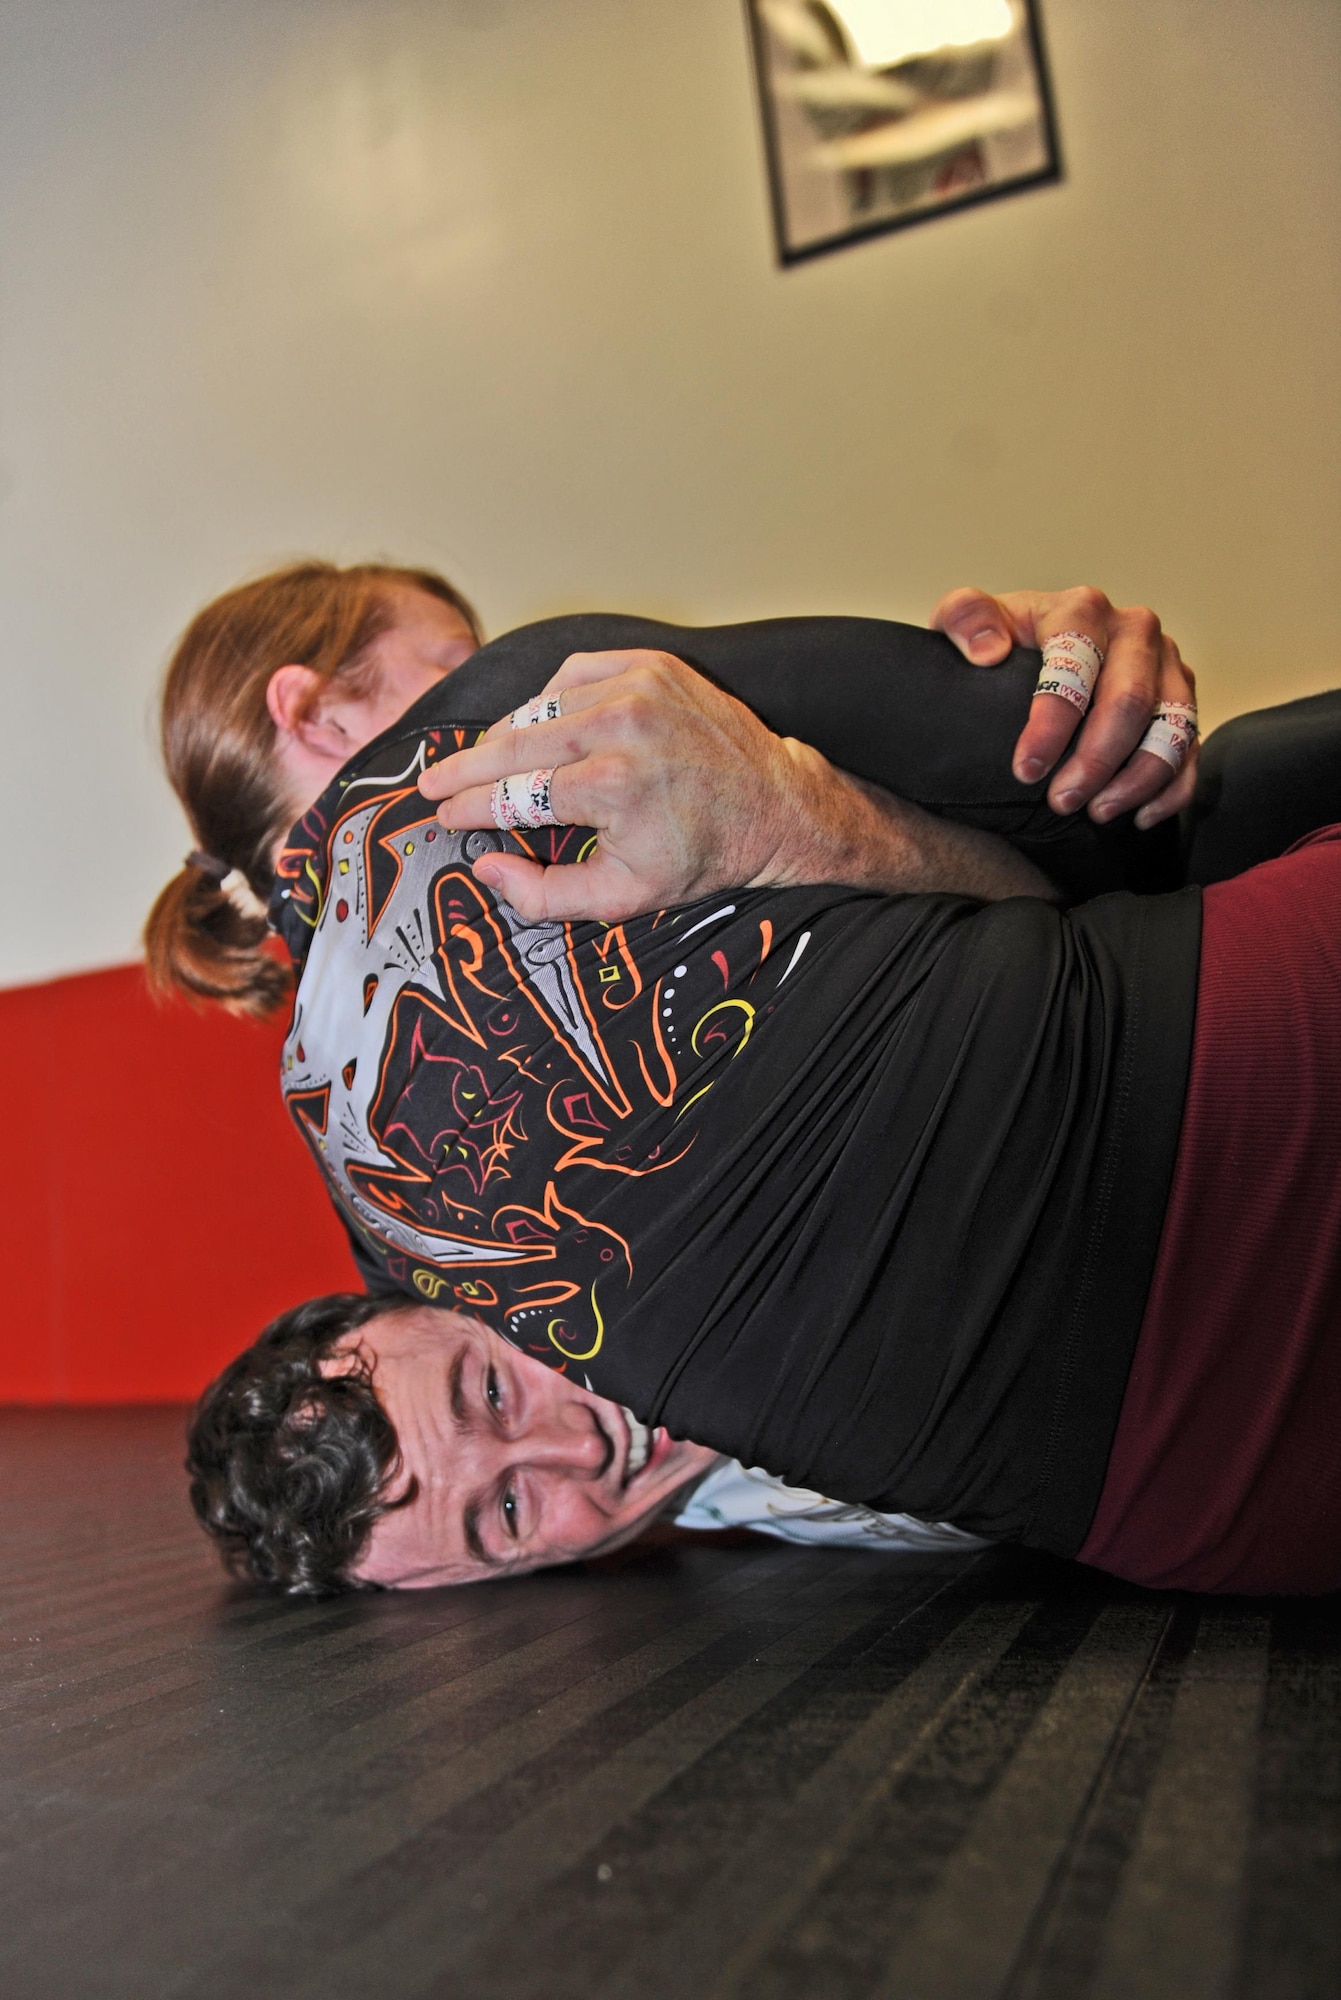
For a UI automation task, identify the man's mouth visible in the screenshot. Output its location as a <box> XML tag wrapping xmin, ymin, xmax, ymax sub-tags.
<box><xmin>620</xmin><ymin>1407</ymin><xmax>653</xmax><ymax>1482</ymax></box>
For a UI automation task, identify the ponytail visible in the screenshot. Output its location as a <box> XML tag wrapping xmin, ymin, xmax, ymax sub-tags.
<box><xmin>145</xmin><ymin>560</ymin><xmax>480</xmax><ymax>1017</ymax></box>
<box><xmin>144</xmin><ymin>858</ymin><xmax>290</xmax><ymax>1018</ymax></box>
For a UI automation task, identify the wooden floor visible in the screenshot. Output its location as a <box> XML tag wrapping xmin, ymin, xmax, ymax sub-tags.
<box><xmin>1</xmin><ymin>1410</ymin><xmax>1337</xmax><ymax>2000</ymax></box>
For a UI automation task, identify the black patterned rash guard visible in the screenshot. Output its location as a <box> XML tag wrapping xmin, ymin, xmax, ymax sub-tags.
<box><xmin>271</xmin><ymin>614</ymin><xmax>1201</xmax><ymax>1554</ymax></box>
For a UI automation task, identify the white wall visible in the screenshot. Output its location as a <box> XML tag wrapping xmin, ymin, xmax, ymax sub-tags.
<box><xmin>2</xmin><ymin>0</ymin><xmax>1337</xmax><ymax>985</ymax></box>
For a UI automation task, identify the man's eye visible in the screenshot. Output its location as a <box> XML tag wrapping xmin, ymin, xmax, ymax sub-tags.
<box><xmin>501</xmin><ymin>1486</ymin><xmax>519</xmax><ymax>1537</ymax></box>
<box><xmin>486</xmin><ymin>1367</ymin><xmax>503</xmax><ymax>1413</ymax></box>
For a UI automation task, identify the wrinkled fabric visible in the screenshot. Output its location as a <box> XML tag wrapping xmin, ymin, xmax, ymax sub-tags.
<box><xmin>272</xmin><ymin>614</ymin><xmax>1200</xmax><ymax>1551</ymax></box>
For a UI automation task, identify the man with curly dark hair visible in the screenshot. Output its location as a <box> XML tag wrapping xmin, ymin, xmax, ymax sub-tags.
<box><xmin>186</xmin><ymin>1295</ymin><xmax>409</xmax><ymax>1595</ymax></box>
<box><xmin>187</xmin><ymin>1295</ymin><xmax>985</xmax><ymax>1593</ymax></box>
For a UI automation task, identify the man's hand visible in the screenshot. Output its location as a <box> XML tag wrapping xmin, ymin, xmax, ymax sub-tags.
<box><xmin>418</xmin><ymin>647</ymin><xmax>1053</xmax><ymax>923</ymax></box>
<box><xmin>931</xmin><ymin>586</ymin><xmax>1198</xmax><ymax>829</ymax></box>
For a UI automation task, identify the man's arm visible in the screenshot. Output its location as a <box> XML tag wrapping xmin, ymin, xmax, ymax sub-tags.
<box><xmin>421</xmin><ymin>645</ymin><xmax>1055</xmax><ymax>923</ymax></box>
<box><xmin>418</xmin><ymin>586</ymin><xmax>1194</xmax><ymax>923</ymax></box>
<box><xmin>805</xmin><ymin>765</ymin><xmax>1058</xmax><ymax>903</ymax></box>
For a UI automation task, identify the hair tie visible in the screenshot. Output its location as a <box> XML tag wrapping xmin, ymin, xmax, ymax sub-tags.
<box><xmin>186</xmin><ymin>849</ymin><xmax>232</xmax><ymax>884</ymax></box>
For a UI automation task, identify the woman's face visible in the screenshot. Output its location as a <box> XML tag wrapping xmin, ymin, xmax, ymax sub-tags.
<box><xmin>347</xmin><ymin>584</ymin><xmax>479</xmax><ymax>741</ymax></box>
<box><xmin>268</xmin><ymin>585</ymin><xmax>479</xmax><ymax>831</ymax></box>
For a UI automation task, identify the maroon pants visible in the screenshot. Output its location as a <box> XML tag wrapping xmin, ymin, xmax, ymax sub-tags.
<box><xmin>1079</xmin><ymin>826</ymin><xmax>1341</xmax><ymax>1594</ymax></box>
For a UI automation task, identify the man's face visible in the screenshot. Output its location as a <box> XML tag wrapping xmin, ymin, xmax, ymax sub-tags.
<box><xmin>333</xmin><ymin>1308</ymin><xmax>720</xmax><ymax>1589</ymax></box>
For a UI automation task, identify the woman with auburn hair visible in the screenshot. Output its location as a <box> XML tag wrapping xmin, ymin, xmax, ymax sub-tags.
<box><xmin>147</xmin><ymin>561</ymin><xmax>1202</xmax><ymax>1016</ymax></box>
<box><xmin>145</xmin><ymin>561</ymin><xmax>481</xmax><ymax>1014</ymax></box>
<box><xmin>151</xmin><ymin>559</ymin><xmax>1341</xmax><ymax>1599</ymax></box>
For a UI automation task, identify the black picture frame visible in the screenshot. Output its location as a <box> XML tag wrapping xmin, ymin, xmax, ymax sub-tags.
<box><xmin>744</xmin><ymin>0</ymin><xmax>1062</xmax><ymax>266</ymax></box>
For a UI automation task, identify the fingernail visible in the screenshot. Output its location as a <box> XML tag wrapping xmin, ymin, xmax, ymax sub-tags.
<box><xmin>1054</xmin><ymin>788</ymin><xmax>1081</xmax><ymax>814</ymax></box>
<box><xmin>1016</xmin><ymin>755</ymin><xmax>1045</xmax><ymax>782</ymax></box>
<box><xmin>1089</xmin><ymin>795</ymin><xmax>1117</xmax><ymax>823</ymax></box>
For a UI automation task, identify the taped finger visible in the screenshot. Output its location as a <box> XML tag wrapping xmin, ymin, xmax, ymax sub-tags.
<box><xmin>1035</xmin><ymin>630</ymin><xmax>1105</xmax><ymax>717</ymax></box>
<box><xmin>509</xmin><ymin>693</ymin><xmax>564</xmax><ymax>731</ymax></box>
<box><xmin>1138</xmin><ymin>701</ymin><xmax>1199</xmax><ymax>773</ymax></box>
<box><xmin>489</xmin><ymin>768</ymin><xmax>561</xmax><ymax>830</ymax></box>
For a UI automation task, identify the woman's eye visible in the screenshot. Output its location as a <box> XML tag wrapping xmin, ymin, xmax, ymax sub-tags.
<box><xmin>501</xmin><ymin>1486</ymin><xmax>519</xmax><ymax>1537</ymax></box>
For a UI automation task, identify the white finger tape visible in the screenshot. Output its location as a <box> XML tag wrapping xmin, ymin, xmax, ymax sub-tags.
<box><xmin>490</xmin><ymin>768</ymin><xmax>560</xmax><ymax>830</ymax></box>
<box><xmin>510</xmin><ymin>694</ymin><xmax>563</xmax><ymax>731</ymax></box>
<box><xmin>1139</xmin><ymin>701</ymin><xmax>1199</xmax><ymax>772</ymax></box>
<box><xmin>1035</xmin><ymin>630</ymin><xmax>1104</xmax><ymax>717</ymax></box>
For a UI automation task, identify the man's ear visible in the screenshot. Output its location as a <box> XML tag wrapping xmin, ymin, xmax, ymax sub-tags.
<box><xmin>316</xmin><ymin>1335</ymin><xmax>369</xmax><ymax>1381</ymax></box>
<box><xmin>266</xmin><ymin>664</ymin><xmax>353</xmax><ymax>755</ymax></box>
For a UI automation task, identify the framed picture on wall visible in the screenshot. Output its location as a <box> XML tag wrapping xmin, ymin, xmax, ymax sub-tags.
<box><xmin>745</xmin><ymin>0</ymin><xmax>1061</xmax><ymax>264</ymax></box>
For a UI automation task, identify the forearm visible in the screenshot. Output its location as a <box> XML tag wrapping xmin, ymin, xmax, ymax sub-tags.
<box><xmin>756</xmin><ymin>739</ymin><xmax>1059</xmax><ymax>903</ymax></box>
<box><xmin>423</xmin><ymin>643</ymin><xmax>1068</xmax><ymax>923</ymax></box>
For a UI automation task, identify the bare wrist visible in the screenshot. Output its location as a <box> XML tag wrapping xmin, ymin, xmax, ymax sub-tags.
<box><xmin>752</xmin><ymin>738</ymin><xmax>1056</xmax><ymax>903</ymax></box>
<box><xmin>745</xmin><ymin>739</ymin><xmax>901</xmax><ymax>890</ymax></box>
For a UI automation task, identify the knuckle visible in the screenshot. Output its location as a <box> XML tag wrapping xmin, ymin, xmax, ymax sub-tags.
<box><xmin>607</xmin><ymin>693</ymin><xmax>649</xmax><ymax>744</ymax></box>
<box><xmin>1167</xmin><ymin>648</ymin><xmax>1198</xmax><ymax>694</ymax></box>
<box><xmin>1068</xmin><ymin>586</ymin><xmax>1110</xmax><ymax>623</ymax></box>
<box><xmin>633</xmin><ymin>651</ymin><xmax>678</xmax><ymax>690</ymax></box>
<box><xmin>594</xmin><ymin>753</ymin><xmax>634</xmax><ymax>808</ymax></box>
<box><xmin>940</xmin><ymin>586</ymin><xmax>989</xmax><ymax>621</ymax></box>
<box><xmin>1071</xmin><ymin>754</ymin><xmax>1116</xmax><ymax>790</ymax></box>
<box><xmin>1105</xmin><ymin>685</ymin><xmax>1158</xmax><ymax>732</ymax></box>
<box><xmin>1120</xmin><ymin>604</ymin><xmax>1161</xmax><ymax>647</ymax></box>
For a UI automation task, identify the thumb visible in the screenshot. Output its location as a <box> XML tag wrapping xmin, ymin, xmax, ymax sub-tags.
<box><xmin>472</xmin><ymin>850</ymin><xmax>644</xmax><ymax>925</ymax></box>
<box><xmin>471</xmin><ymin>852</ymin><xmax>549</xmax><ymax>919</ymax></box>
<box><xmin>930</xmin><ymin>587</ymin><xmax>1014</xmax><ymax>666</ymax></box>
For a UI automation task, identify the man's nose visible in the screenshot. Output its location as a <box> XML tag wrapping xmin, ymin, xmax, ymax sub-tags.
<box><xmin>515</xmin><ymin>1405</ymin><xmax>611</xmax><ymax>1477</ymax></box>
